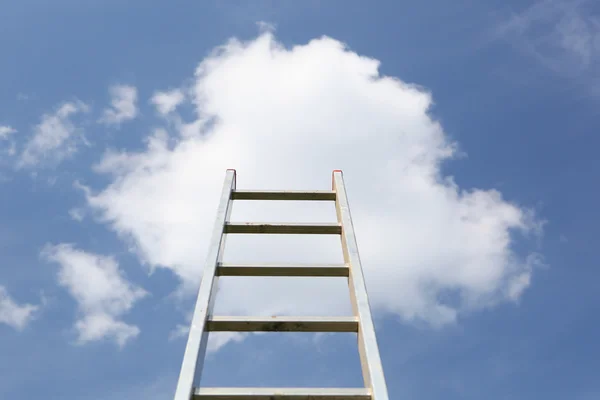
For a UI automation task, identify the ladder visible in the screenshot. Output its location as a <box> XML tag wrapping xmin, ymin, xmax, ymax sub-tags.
<box><xmin>173</xmin><ymin>169</ymin><xmax>389</xmax><ymax>400</ymax></box>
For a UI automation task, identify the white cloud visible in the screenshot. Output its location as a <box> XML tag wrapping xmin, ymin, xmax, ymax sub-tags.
<box><xmin>0</xmin><ymin>126</ymin><xmax>16</xmax><ymax>140</ymax></box>
<box><xmin>100</xmin><ymin>84</ymin><xmax>138</xmax><ymax>126</ymax></box>
<box><xmin>42</xmin><ymin>243</ymin><xmax>147</xmax><ymax>347</ymax></box>
<box><xmin>18</xmin><ymin>101</ymin><xmax>89</xmax><ymax>168</ymax></box>
<box><xmin>0</xmin><ymin>285</ymin><xmax>38</xmax><ymax>330</ymax></box>
<box><xmin>83</xmin><ymin>33</ymin><xmax>543</xmax><ymax>347</ymax></box>
<box><xmin>151</xmin><ymin>89</ymin><xmax>185</xmax><ymax>115</ymax></box>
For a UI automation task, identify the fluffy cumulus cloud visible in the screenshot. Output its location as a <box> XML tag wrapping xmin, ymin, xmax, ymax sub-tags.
<box><xmin>0</xmin><ymin>286</ymin><xmax>39</xmax><ymax>330</ymax></box>
<box><xmin>81</xmin><ymin>33</ymin><xmax>542</xmax><ymax>347</ymax></box>
<box><xmin>18</xmin><ymin>101</ymin><xmax>89</xmax><ymax>168</ymax></box>
<box><xmin>99</xmin><ymin>84</ymin><xmax>138</xmax><ymax>126</ymax></box>
<box><xmin>42</xmin><ymin>244</ymin><xmax>147</xmax><ymax>347</ymax></box>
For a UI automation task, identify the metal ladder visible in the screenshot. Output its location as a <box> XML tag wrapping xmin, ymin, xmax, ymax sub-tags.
<box><xmin>173</xmin><ymin>169</ymin><xmax>389</xmax><ymax>400</ymax></box>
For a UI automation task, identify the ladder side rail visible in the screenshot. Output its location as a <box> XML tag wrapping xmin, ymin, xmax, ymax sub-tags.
<box><xmin>333</xmin><ymin>170</ymin><xmax>389</xmax><ymax>400</ymax></box>
<box><xmin>173</xmin><ymin>169</ymin><xmax>237</xmax><ymax>400</ymax></box>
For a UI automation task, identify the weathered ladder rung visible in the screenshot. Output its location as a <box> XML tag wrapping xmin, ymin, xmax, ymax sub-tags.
<box><xmin>224</xmin><ymin>223</ymin><xmax>341</xmax><ymax>235</ymax></box>
<box><xmin>193</xmin><ymin>387</ymin><xmax>371</xmax><ymax>399</ymax></box>
<box><xmin>206</xmin><ymin>316</ymin><xmax>359</xmax><ymax>332</ymax></box>
<box><xmin>216</xmin><ymin>263</ymin><xmax>349</xmax><ymax>277</ymax></box>
<box><xmin>232</xmin><ymin>190</ymin><xmax>337</xmax><ymax>201</ymax></box>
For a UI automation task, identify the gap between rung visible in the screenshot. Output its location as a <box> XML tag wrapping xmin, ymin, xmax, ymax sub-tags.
<box><xmin>231</xmin><ymin>190</ymin><xmax>337</xmax><ymax>201</ymax></box>
<box><xmin>224</xmin><ymin>223</ymin><xmax>341</xmax><ymax>235</ymax></box>
<box><xmin>193</xmin><ymin>387</ymin><xmax>371</xmax><ymax>399</ymax></box>
<box><xmin>206</xmin><ymin>316</ymin><xmax>359</xmax><ymax>332</ymax></box>
<box><xmin>216</xmin><ymin>263</ymin><xmax>349</xmax><ymax>277</ymax></box>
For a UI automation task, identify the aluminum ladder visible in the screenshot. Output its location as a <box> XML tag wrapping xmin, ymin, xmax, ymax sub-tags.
<box><xmin>173</xmin><ymin>169</ymin><xmax>389</xmax><ymax>400</ymax></box>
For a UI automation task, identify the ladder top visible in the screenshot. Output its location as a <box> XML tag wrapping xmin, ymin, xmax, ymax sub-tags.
<box><xmin>226</xmin><ymin>169</ymin><xmax>345</xmax><ymax>192</ymax></box>
<box><xmin>226</xmin><ymin>169</ymin><xmax>344</xmax><ymax>175</ymax></box>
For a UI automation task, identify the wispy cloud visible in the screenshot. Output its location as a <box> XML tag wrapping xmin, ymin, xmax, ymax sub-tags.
<box><xmin>168</xmin><ymin>322</ymin><xmax>243</xmax><ymax>353</ymax></box>
<box><xmin>17</xmin><ymin>101</ymin><xmax>89</xmax><ymax>169</ymax></box>
<box><xmin>0</xmin><ymin>285</ymin><xmax>39</xmax><ymax>330</ymax></box>
<box><xmin>0</xmin><ymin>126</ymin><xmax>16</xmax><ymax>140</ymax></box>
<box><xmin>42</xmin><ymin>244</ymin><xmax>147</xmax><ymax>347</ymax></box>
<box><xmin>0</xmin><ymin>126</ymin><xmax>17</xmax><ymax>157</ymax></box>
<box><xmin>150</xmin><ymin>89</ymin><xmax>185</xmax><ymax>116</ymax></box>
<box><xmin>68</xmin><ymin>208</ymin><xmax>85</xmax><ymax>222</ymax></box>
<box><xmin>99</xmin><ymin>84</ymin><xmax>138</xmax><ymax>126</ymax></box>
<box><xmin>496</xmin><ymin>0</ymin><xmax>600</xmax><ymax>83</ymax></box>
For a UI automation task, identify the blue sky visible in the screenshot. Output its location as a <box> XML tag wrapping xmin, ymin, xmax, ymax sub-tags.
<box><xmin>1</xmin><ymin>1</ymin><xmax>599</xmax><ymax>399</ymax></box>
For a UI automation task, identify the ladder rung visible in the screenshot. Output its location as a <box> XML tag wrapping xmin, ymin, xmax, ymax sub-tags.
<box><xmin>206</xmin><ymin>316</ymin><xmax>359</xmax><ymax>332</ymax></box>
<box><xmin>193</xmin><ymin>387</ymin><xmax>371</xmax><ymax>399</ymax></box>
<box><xmin>224</xmin><ymin>223</ymin><xmax>341</xmax><ymax>235</ymax></box>
<box><xmin>217</xmin><ymin>263</ymin><xmax>349</xmax><ymax>277</ymax></box>
<box><xmin>232</xmin><ymin>190</ymin><xmax>336</xmax><ymax>201</ymax></box>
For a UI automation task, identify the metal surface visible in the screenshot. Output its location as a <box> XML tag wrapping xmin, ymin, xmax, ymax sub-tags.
<box><xmin>232</xmin><ymin>190</ymin><xmax>336</xmax><ymax>201</ymax></box>
<box><xmin>173</xmin><ymin>170</ymin><xmax>388</xmax><ymax>400</ymax></box>
<box><xmin>332</xmin><ymin>171</ymin><xmax>389</xmax><ymax>400</ymax></box>
<box><xmin>172</xmin><ymin>169</ymin><xmax>237</xmax><ymax>400</ymax></box>
<box><xmin>206</xmin><ymin>316</ymin><xmax>359</xmax><ymax>332</ymax></box>
<box><xmin>216</xmin><ymin>263</ymin><xmax>349</xmax><ymax>277</ymax></box>
<box><xmin>193</xmin><ymin>387</ymin><xmax>371</xmax><ymax>399</ymax></box>
<box><xmin>224</xmin><ymin>222</ymin><xmax>342</xmax><ymax>235</ymax></box>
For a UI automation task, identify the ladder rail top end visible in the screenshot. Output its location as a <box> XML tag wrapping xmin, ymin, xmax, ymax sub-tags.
<box><xmin>332</xmin><ymin>169</ymin><xmax>343</xmax><ymax>189</ymax></box>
